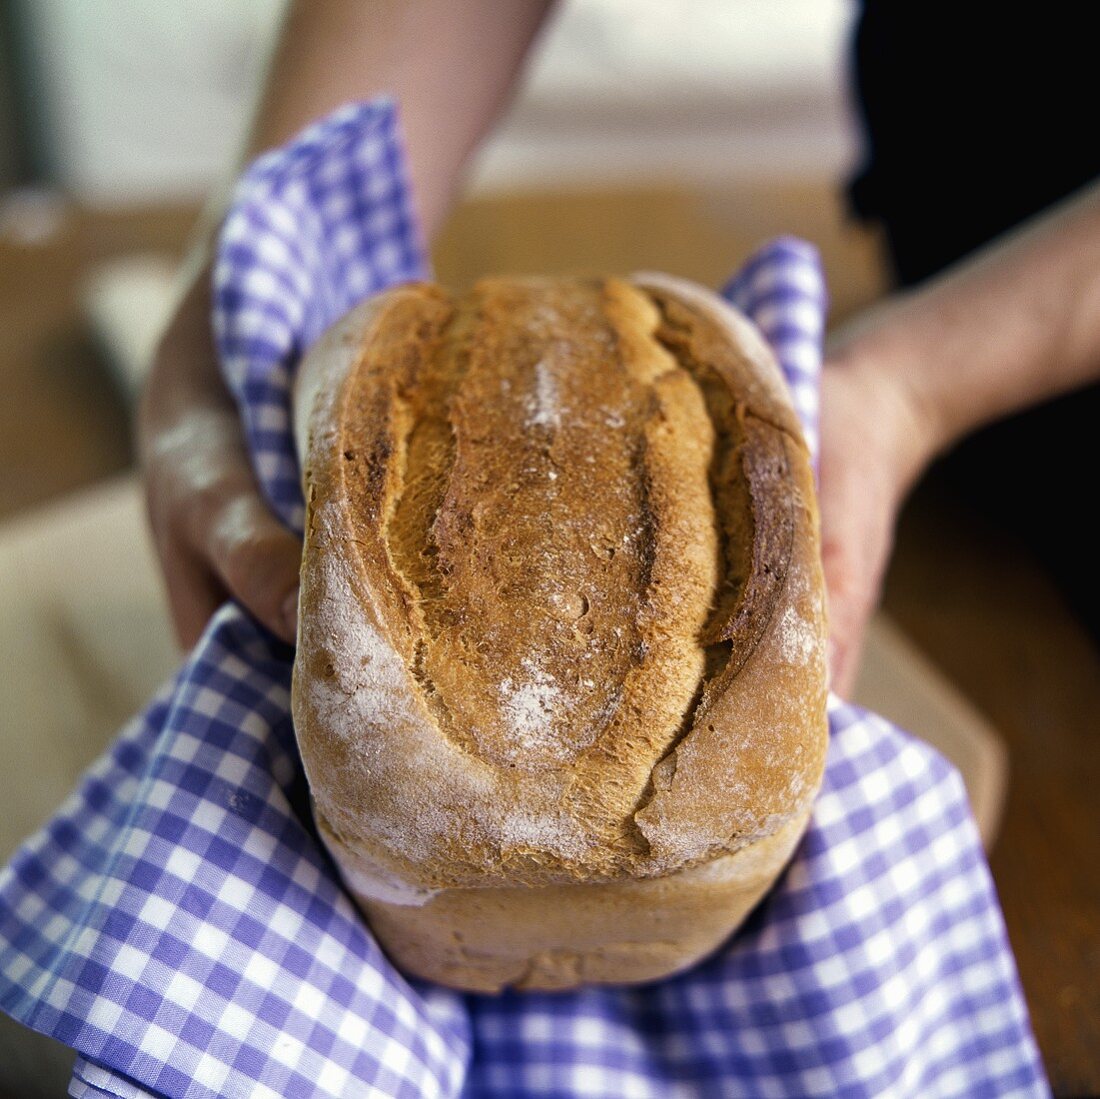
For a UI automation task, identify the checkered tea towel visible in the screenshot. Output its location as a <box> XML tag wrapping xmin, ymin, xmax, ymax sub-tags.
<box><xmin>0</xmin><ymin>100</ymin><xmax>1048</xmax><ymax>1098</ymax></box>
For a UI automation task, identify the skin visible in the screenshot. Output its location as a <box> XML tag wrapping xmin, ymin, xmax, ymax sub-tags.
<box><xmin>142</xmin><ymin>0</ymin><xmax>1100</xmax><ymax>698</ymax></box>
<box><xmin>821</xmin><ymin>183</ymin><xmax>1100</xmax><ymax>694</ymax></box>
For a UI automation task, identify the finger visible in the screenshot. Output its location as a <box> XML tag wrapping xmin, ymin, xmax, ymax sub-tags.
<box><xmin>160</xmin><ymin>543</ymin><xmax>227</xmax><ymax>650</ymax></box>
<box><xmin>820</xmin><ymin>539</ymin><xmax>878</xmax><ymax>699</ymax></box>
<box><xmin>203</xmin><ymin>491</ymin><xmax>303</xmax><ymax>643</ymax></box>
<box><xmin>828</xmin><ymin>621</ymin><xmax>865</xmax><ymax>700</ymax></box>
<box><xmin>145</xmin><ymin>470</ymin><xmax>227</xmax><ymax>649</ymax></box>
<box><xmin>156</xmin><ymin>408</ymin><xmax>303</xmax><ymax>644</ymax></box>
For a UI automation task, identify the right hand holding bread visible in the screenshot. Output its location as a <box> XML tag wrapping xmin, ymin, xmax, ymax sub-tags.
<box><xmin>816</xmin><ymin>349</ymin><xmax>931</xmax><ymax>697</ymax></box>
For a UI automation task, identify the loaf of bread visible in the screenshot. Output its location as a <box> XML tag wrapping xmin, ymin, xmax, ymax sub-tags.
<box><xmin>290</xmin><ymin>273</ymin><xmax>828</xmax><ymax>992</ymax></box>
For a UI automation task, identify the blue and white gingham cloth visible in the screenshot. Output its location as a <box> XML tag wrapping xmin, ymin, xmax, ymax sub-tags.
<box><xmin>0</xmin><ymin>101</ymin><xmax>1048</xmax><ymax>1098</ymax></box>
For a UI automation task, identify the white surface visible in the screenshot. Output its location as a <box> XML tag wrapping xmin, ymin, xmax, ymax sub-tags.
<box><xmin>24</xmin><ymin>0</ymin><xmax>857</xmax><ymax>205</ymax></box>
<box><xmin>83</xmin><ymin>254</ymin><xmax>180</xmax><ymax>401</ymax></box>
<box><xmin>471</xmin><ymin>0</ymin><xmax>859</xmax><ymax>189</ymax></box>
<box><xmin>24</xmin><ymin>0</ymin><xmax>284</xmax><ymax>205</ymax></box>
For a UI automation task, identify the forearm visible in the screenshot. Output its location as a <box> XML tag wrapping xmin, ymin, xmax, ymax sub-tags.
<box><xmin>247</xmin><ymin>0</ymin><xmax>554</xmax><ymax>241</ymax></box>
<box><xmin>829</xmin><ymin>181</ymin><xmax>1100</xmax><ymax>480</ymax></box>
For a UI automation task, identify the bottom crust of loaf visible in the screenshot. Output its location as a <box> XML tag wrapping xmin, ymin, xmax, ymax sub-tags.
<box><xmin>322</xmin><ymin>808</ymin><xmax>811</xmax><ymax>992</ymax></box>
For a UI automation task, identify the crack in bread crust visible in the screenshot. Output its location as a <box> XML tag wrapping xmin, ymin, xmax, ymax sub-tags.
<box><xmin>380</xmin><ymin>299</ymin><xmax>477</xmax><ymax>754</ymax></box>
<box><xmin>650</xmin><ymin>299</ymin><xmax>797</xmax><ymax>675</ymax></box>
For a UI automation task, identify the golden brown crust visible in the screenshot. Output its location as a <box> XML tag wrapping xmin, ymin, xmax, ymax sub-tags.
<box><xmin>291</xmin><ymin>275</ymin><xmax>828</xmax><ymax>987</ymax></box>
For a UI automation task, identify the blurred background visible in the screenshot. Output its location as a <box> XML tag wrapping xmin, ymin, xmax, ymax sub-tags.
<box><xmin>0</xmin><ymin>1</ymin><xmax>1095</xmax><ymax>1094</ymax></box>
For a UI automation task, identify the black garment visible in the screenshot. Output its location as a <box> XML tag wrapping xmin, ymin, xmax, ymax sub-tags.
<box><xmin>850</xmin><ymin>1</ymin><xmax>1100</xmax><ymax>286</ymax></box>
<box><xmin>849</xmin><ymin>1</ymin><xmax>1100</xmax><ymax>636</ymax></box>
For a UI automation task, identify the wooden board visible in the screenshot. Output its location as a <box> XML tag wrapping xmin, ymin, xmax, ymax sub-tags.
<box><xmin>853</xmin><ymin>614</ymin><xmax>1008</xmax><ymax>849</ymax></box>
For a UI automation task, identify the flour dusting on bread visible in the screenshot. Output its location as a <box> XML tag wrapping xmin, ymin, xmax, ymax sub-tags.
<box><xmin>527</xmin><ymin>359</ymin><xmax>562</xmax><ymax>429</ymax></box>
<box><xmin>500</xmin><ymin>660</ymin><xmax>567</xmax><ymax>757</ymax></box>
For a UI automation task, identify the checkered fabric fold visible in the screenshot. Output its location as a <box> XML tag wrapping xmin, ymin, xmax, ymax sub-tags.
<box><xmin>0</xmin><ymin>100</ymin><xmax>1048</xmax><ymax>1098</ymax></box>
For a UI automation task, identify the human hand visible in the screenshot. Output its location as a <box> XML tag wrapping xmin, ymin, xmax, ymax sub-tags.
<box><xmin>139</xmin><ymin>261</ymin><xmax>302</xmax><ymax>649</ymax></box>
<box><xmin>817</xmin><ymin>340</ymin><xmax>935</xmax><ymax>697</ymax></box>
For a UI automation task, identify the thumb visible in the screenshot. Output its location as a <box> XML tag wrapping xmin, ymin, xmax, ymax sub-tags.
<box><xmin>204</xmin><ymin>490</ymin><xmax>303</xmax><ymax>644</ymax></box>
<box><xmin>819</xmin><ymin>523</ymin><xmax>885</xmax><ymax>700</ymax></box>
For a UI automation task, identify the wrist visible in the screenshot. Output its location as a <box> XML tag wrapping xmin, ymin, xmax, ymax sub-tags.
<box><xmin>822</xmin><ymin>341</ymin><xmax>934</xmax><ymax>508</ymax></box>
<box><xmin>825</xmin><ymin>310</ymin><xmax>952</xmax><ymax>496</ymax></box>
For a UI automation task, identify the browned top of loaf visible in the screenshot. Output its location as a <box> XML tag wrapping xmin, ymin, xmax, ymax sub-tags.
<box><xmin>292</xmin><ymin>276</ymin><xmax>828</xmax><ymax>897</ymax></box>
